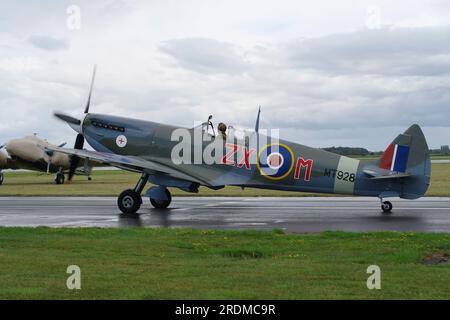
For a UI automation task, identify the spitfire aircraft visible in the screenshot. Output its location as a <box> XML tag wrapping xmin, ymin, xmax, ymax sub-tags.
<box><xmin>0</xmin><ymin>134</ymin><xmax>98</xmax><ymax>185</ymax></box>
<box><xmin>47</xmin><ymin>70</ymin><xmax>431</xmax><ymax>215</ymax></box>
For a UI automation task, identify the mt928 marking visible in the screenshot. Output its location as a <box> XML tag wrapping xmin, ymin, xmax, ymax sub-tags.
<box><xmin>324</xmin><ymin>168</ymin><xmax>355</xmax><ymax>182</ymax></box>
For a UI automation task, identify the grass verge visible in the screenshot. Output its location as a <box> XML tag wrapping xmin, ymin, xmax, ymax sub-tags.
<box><xmin>0</xmin><ymin>228</ymin><xmax>449</xmax><ymax>299</ymax></box>
<box><xmin>0</xmin><ymin>163</ymin><xmax>449</xmax><ymax>197</ymax></box>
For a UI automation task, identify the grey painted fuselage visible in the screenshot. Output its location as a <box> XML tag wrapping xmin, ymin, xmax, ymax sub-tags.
<box><xmin>82</xmin><ymin>113</ymin><xmax>431</xmax><ymax>200</ymax></box>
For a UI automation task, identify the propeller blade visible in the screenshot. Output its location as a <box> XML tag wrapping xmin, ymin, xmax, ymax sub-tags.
<box><xmin>54</xmin><ymin>113</ymin><xmax>81</xmax><ymax>125</ymax></box>
<box><xmin>255</xmin><ymin>106</ymin><xmax>261</xmax><ymax>133</ymax></box>
<box><xmin>74</xmin><ymin>133</ymin><xmax>84</xmax><ymax>150</ymax></box>
<box><xmin>61</xmin><ymin>65</ymin><xmax>96</xmax><ymax>181</ymax></box>
<box><xmin>68</xmin><ymin>134</ymin><xmax>85</xmax><ymax>181</ymax></box>
<box><xmin>84</xmin><ymin>65</ymin><xmax>97</xmax><ymax>114</ymax></box>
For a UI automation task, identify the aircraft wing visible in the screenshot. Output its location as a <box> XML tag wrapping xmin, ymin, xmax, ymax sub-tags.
<box><xmin>44</xmin><ymin>146</ymin><xmax>207</xmax><ymax>185</ymax></box>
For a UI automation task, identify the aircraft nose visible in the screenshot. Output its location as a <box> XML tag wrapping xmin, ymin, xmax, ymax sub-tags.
<box><xmin>5</xmin><ymin>140</ymin><xmax>21</xmax><ymax>156</ymax></box>
<box><xmin>0</xmin><ymin>150</ymin><xmax>7</xmax><ymax>166</ymax></box>
<box><xmin>6</xmin><ymin>140</ymin><xmax>39</xmax><ymax>162</ymax></box>
<box><xmin>54</xmin><ymin>112</ymin><xmax>86</xmax><ymax>134</ymax></box>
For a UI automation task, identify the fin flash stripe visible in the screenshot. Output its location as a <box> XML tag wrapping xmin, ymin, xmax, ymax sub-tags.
<box><xmin>380</xmin><ymin>144</ymin><xmax>409</xmax><ymax>173</ymax></box>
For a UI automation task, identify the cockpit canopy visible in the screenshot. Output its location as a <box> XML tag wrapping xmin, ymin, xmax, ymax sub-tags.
<box><xmin>193</xmin><ymin>115</ymin><xmax>255</xmax><ymax>144</ymax></box>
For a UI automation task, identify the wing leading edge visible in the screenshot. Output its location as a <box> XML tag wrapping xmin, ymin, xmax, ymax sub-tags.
<box><xmin>43</xmin><ymin>146</ymin><xmax>208</xmax><ymax>186</ymax></box>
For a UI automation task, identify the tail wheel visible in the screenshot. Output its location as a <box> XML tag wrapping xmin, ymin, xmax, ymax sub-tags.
<box><xmin>118</xmin><ymin>189</ymin><xmax>142</xmax><ymax>214</ymax></box>
<box><xmin>150</xmin><ymin>188</ymin><xmax>172</xmax><ymax>209</ymax></box>
<box><xmin>55</xmin><ymin>173</ymin><xmax>65</xmax><ymax>185</ymax></box>
<box><xmin>381</xmin><ymin>201</ymin><xmax>393</xmax><ymax>214</ymax></box>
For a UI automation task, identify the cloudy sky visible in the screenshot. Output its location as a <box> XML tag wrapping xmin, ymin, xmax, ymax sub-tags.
<box><xmin>1</xmin><ymin>0</ymin><xmax>450</xmax><ymax>150</ymax></box>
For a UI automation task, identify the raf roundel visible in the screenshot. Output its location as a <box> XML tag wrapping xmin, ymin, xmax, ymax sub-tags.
<box><xmin>267</xmin><ymin>152</ymin><xmax>284</xmax><ymax>170</ymax></box>
<box><xmin>257</xmin><ymin>144</ymin><xmax>294</xmax><ymax>180</ymax></box>
<box><xmin>116</xmin><ymin>135</ymin><xmax>128</xmax><ymax>148</ymax></box>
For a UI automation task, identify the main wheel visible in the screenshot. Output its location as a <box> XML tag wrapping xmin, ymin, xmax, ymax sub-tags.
<box><xmin>55</xmin><ymin>173</ymin><xmax>65</xmax><ymax>185</ymax></box>
<box><xmin>150</xmin><ymin>189</ymin><xmax>172</xmax><ymax>209</ymax></box>
<box><xmin>381</xmin><ymin>201</ymin><xmax>393</xmax><ymax>214</ymax></box>
<box><xmin>118</xmin><ymin>189</ymin><xmax>142</xmax><ymax>214</ymax></box>
<box><xmin>0</xmin><ymin>173</ymin><xmax>4</xmax><ymax>185</ymax></box>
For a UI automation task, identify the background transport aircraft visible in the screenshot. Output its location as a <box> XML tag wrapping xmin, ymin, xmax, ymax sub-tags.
<box><xmin>0</xmin><ymin>67</ymin><xmax>104</xmax><ymax>186</ymax></box>
<box><xmin>47</xmin><ymin>70</ymin><xmax>431</xmax><ymax>215</ymax></box>
<box><xmin>0</xmin><ymin>134</ymin><xmax>98</xmax><ymax>185</ymax></box>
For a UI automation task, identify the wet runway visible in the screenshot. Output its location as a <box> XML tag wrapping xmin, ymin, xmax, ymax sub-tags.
<box><xmin>0</xmin><ymin>197</ymin><xmax>449</xmax><ymax>233</ymax></box>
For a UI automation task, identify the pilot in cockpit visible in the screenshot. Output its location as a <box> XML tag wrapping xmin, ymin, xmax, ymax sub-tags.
<box><xmin>218</xmin><ymin>122</ymin><xmax>227</xmax><ymax>139</ymax></box>
<box><xmin>205</xmin><ymin>115</ymin><xmax>227</xmax><ymax>139</ymax></box>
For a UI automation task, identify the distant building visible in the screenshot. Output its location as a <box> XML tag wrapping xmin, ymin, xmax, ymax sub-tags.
<box><xmin>441</xmin><ymin>145</ymin><xmax>450</xmax><ymax>155</ymax></box>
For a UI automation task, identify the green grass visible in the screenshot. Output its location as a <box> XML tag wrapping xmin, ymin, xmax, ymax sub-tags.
<box><xmin>0</xmin><ymin>228</ymin><xmax>448</xmax><ymax>299</ymax></box>
<box><xmin>0</xmin><ymin>170</ymin><xmax>324</xmax><ymax>197</ymax></box>
<box><xmin>430</xmin><ymin>155</ymin><xmax>450</xmax><ymax>160</ymax></box>
<box><xmin>1</xmin><ymin>163</ymin><xmax>449</xmax><ymax>197</ymax></box>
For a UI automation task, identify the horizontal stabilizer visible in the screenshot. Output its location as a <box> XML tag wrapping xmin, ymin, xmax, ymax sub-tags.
<box><xmin>363</xmin><ymin>169</ymin><xmax>411</xmax><ymax>180</ymax></box>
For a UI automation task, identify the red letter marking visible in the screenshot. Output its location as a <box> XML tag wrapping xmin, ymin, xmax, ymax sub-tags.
<box><xmin>237</xmin><ymin>147</ymin><xmax>255</xmax><ymax>170</ymax></box>
<box><xmin>294</xmin><ymin>157</ymin><xmax>314</xmax><ymax>181</ymax></box>
<box><xmin>222</xmin><ymin>143</ymin><xmax>238</xmax><ymax>166</ymax></box>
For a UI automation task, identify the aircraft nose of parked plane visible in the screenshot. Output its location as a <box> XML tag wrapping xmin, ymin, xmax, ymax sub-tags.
<box><xmin>6</xmin><ymin>139</ymin><xmax>41</xmax><ymax>162</ymax></box>
<box><xmin>0</xmin><ymin>149</ymin><xmax>7</xmax><ymax>166</ymax></box>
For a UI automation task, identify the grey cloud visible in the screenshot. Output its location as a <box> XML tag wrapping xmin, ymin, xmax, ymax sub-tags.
<box><xmin>28</xmin><ymin>36</ymin><xmax>69</xmax><ymax>51</ymax></box>
<box><xmin>284</xmin><ymin>27</ymin><xmax>450</xmax><ymax>76</ymax></box>
<box><xmin>160</xmin><ymin>38</ymin><xmax>249</xmax><ymax>74</ymax></box>
<box><xmin>216</xmin><ymin>27</ymin><xmax>450</xmax><ymax>135</ymax></box>
<box><xmin>2</xmin><ymin>2</ymin><xmax>450</xmax><ymax>151</ymax></box>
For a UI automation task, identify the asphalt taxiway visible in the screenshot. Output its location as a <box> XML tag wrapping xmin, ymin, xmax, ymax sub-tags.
<box><xmin>0</xmin><ymin>197</ymin><xmax>449</xmax><ymax>233</ymax></box>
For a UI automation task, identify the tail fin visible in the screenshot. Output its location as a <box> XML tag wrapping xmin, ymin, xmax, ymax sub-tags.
<box><xmin>379</xmin><ymin>124</ymin><xmax>431</xmax><ymax>199</ymax></box>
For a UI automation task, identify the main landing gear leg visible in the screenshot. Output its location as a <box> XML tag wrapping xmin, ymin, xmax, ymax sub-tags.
<box><xmin>0</xmin><ymin>171</ymin><xmax>4</xmax><ymax>185</ymax></box>
<box><xmin>380</xmin><ymin>198</ymin><xmax>393</xmax><ymax>215</ymax></box>
<box><xmin>118</xmin><ymin>173</ymin><xmax>149</xmax><ymax>214</ymax></box>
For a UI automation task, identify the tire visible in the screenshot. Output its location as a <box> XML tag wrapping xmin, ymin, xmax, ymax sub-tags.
<box><xmin>118</xmin><ymin>189</ymin><xmax>142</xmax><ymax>214</ymax></box>
<box><xmin>55</xmin><ymin>173</ymin><xmax>65</xmax><ymax>185</ymax></box>
<box><xmin>150</xmin><ymin>189</ymin><xmax>172</xmax><ymax>209</ymax></box>
<box><xmin>381</xmin><ymin>201</ymin><xmax>393</xmax><ymax>214</ymax></box>
<box><xmin>0</xmin><ymin>173</ymin><xmax>4</xmax><ymax>185</ymax></box>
